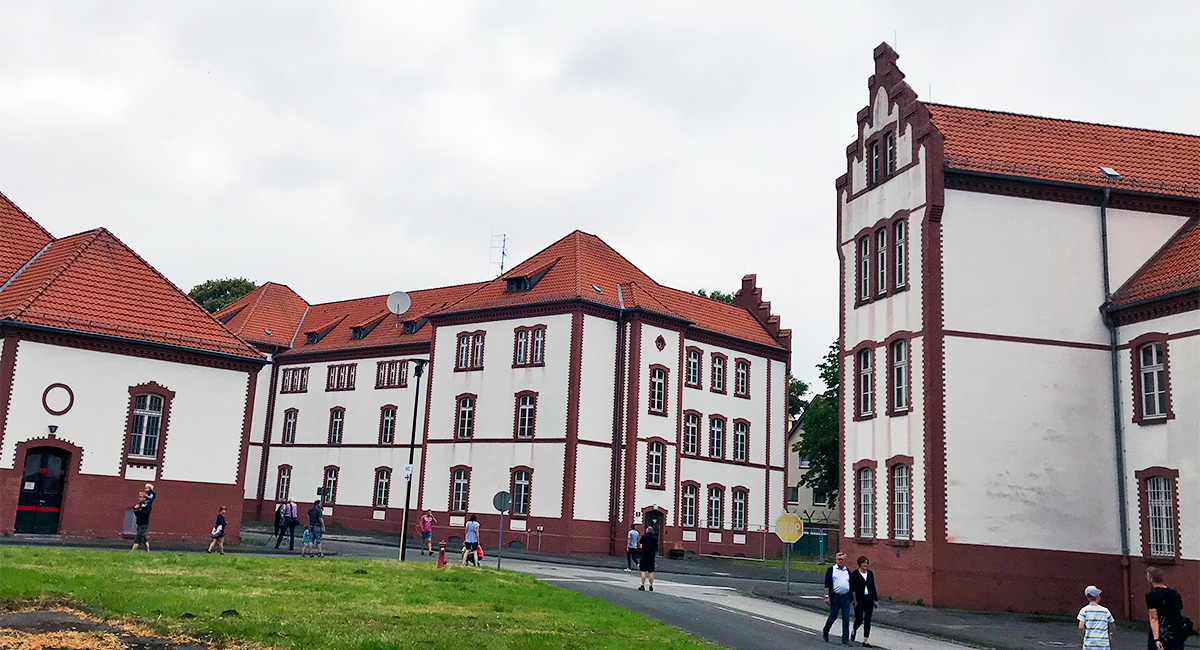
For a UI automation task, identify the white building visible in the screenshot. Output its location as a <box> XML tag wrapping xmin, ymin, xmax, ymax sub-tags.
<box><xmin>229</xmin><ymin>231</ymin><xmax>792</xmax><ymax>555</ymax></box>
<box><xmin>838</xmin><ymin>44</ymin><xmax>1198</xmax><ymax>619</ymax></box>
<box><xmin>1</xmin><ymin>192</ymin><xmax>265</xmax><ymax>541</ymax></box>
<box><xmin>786</xmin><ymin>404</ymin><xmax>838</xmax><ymax>530</ymax></box>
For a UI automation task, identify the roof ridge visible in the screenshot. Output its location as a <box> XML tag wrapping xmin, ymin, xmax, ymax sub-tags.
<box><xmin>925</xmin><ymin>102</ymin><xmax>1200</xmax><ymax>140</ymax></box>
<box><xmin>0</xmin><ymin>189</ymin><xmax>54</xmax><ymax>241</ymax></box>
<box><xmin>306</xmin><ymin>280</ymin><xmax>491</xmax><ymax>309</ymax></box>
<box><xmin>7</xmin><ymin>229</ymin><xmax>105</xmax><ymax>318</ymax></box>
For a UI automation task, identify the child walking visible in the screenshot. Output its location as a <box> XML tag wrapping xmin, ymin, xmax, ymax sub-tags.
<box><xmin>301</xmin><ymin>525</ymin><xmax>313</xmax><ymax>557</ymax></box>
<box><xmin>207</xmin><ymin>506</ymin><xmax>227</xmax><ymax>554</ymax></box>
<box><xmin>1077</xmin><ymin>585</ymin><xmax>1115</xmax><ymax>650</ymax></box>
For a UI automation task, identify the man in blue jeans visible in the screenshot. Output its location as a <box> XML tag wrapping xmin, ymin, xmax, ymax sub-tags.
<box><xmin>823</xmin><ymin>552</ymin><xmax>853</xmax><ymax>645</ymax></box>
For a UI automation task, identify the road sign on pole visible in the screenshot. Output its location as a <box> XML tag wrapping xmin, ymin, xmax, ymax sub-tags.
<box><xmin>493</xmin><ymin>491</ymin><xmax>512</xmax><ymax>569</ymax></box>
<box><xmin>775</xmin><ymin>512</ymin><xmax>803</xmax><ymax>595</ymax></box>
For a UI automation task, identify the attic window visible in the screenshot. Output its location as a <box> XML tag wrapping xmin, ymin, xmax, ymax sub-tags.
<box><xmin>350</xmin><ymin>327</ymin><xmax>367</xmax><ymax>340</ymax></box>
<box><xmin>591</xmin><ymin>284</ymin><xmax>603</xmax><ymax>294</ymax></box>
<box><xmin>506</xmin><ymin>276</ymin><xmax>532</xmax><ymax>292</ymax></box>
<box><xmin>403</xmin><ymin>320</ymin><xmax>419</xmax><ymax>334</ymax></box>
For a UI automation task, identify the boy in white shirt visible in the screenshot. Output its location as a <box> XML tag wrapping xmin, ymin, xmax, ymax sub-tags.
<box><xmin>1077</xmin><ymin>585</ymin><xmax>1115</xmax><ymax>650</ymax></box>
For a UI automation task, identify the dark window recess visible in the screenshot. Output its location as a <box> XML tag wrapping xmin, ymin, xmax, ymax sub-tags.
<box><xmin>402</xmin><ymin>319</ymin><xmax>424</xmax><ymax>334</ymax></box>
<box><xmin>502</xmin><ymin>261</ymin><xmax>556</xmax><ymax>294</ymax></box>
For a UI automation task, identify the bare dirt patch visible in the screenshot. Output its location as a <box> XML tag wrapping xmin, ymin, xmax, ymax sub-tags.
<box><xmin>0</xmin><ymin>607</ymin><xmax>218</xmax><ymax>650</ymax></box>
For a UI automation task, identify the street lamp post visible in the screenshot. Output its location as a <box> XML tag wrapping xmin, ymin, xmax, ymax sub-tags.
<box><xmin>399</xmin><ymin>359</ymin><xmax>429</xmax><ymax>561</ymax></box>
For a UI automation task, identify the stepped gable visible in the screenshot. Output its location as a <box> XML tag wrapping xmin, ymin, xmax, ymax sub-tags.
<box><xmin>280</xmin><ymin>281</ymin><xmax>487</xmax><ymax>356</ymax></box>
<box><xmin>1</xmin><ymin>191</ymin><xmax>54</xmax><ymax>283</ymax></box>
<box><xmin>927</xmin><ymin>103</ymin><xmax>1200</xmax><ymax>198</ymax></box>
<box><xmin>1111</xmin><ymin>218</ymin><xmax>1200</xmax><ymax>306</ymax></box>
<box><xmin>215</xmin><ymin>282</ymin><xmax>310</xmax><ymax>349</ymax></box>
<box><xmin>0</xmin><ymin>228</ymin><xmax>261</xmax><ymax>358</ymax></box>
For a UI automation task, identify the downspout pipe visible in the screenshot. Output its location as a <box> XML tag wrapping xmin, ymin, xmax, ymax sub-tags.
<box><xmin>609</xmin><ymin>286</ymin><xmax>627</xmax><ymax>556</ymax></box>
<box><xmin>1100</xmin><ymin>187</ymin><xmax>1132</xmax><ymax>619</ymax></box>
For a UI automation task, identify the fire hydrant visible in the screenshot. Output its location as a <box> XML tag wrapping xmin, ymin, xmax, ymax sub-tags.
<box><xmin>436</xmin><ymin>541</ymin><xmax>446</xmax><ymax>569</ymax></box>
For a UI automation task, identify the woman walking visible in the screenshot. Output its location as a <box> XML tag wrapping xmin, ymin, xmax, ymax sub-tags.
<box><xmin>207</xmin><ymin>506</ymin><xmax>228</xmax><ymax>554</ymax></box>
<box><xmin>462</xmin><ymin>515</ymin><xmax>480</xmax><ymax>566</ymax></box>
<box><xmin>849</xmin><ymin>556</ymin><xmax>878</xmax><ymax>646</ymax></box>
<box><xmin>1146</xmin><ymin>566</ymin><xmax>1191</xmax><ymax>650</ymax></box>
<box><xmin>273</xmin><ymin>503</ymin><xmax>284</xmax><ymax>539</ymax></box>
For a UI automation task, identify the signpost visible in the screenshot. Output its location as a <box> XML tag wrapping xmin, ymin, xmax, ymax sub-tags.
<box><xmin>774</xmin><ymin>512</ymin><xmax>804</xmax><ymax>595</ymax></box>
<box><xmin>493</xmin><ymin>491</ymin><xmax>512</xmax><ymax>569</ymax></box>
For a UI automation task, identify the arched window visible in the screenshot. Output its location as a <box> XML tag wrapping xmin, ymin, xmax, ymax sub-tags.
<box><xmin>646</xmin><ymin>441</ymin><xmax>664</xmax><ymax>488</ymax></box>
<box><xmin>859</xmin><ymin>236</ymin><xmax>871</xmax><ymax>300</ymax></box>
<box><xmin>891</xmin><ymin>339</ymin><xmax>909</xmax><ymax>412</ymax></box>
<box><xmin>1140</xmin><ymin>342</ymin><xmax>1166</xmax><ymax>419</ymax></box>
<box><xmin>857</xmin><ymin>349</ymin><xmax>874</xmax><ymax>416</ymax></box>
<box><xmin>451</xmin><ymin>468</ymin><xmax>470</xmax><ymax>513</ymax></box>
<box><xmin>876</xmin><ymin>227</ymin><xmax>887</xmax><ymax>296</ymax></box>
<box><xmin>456</xmin><ymin>395</ymin><xmax>476</xmax><ymax>438</ymax></box>
<box><xmin>857</xmin><ymin>467</ymin><xmax>875</xmax><ymax>538</ymax></box>
<box><xmin>683</xmin><ymin>413</ymin><xmax>699</xmax><ymax>456</ymax></box>
<box><xmin>380</xmin><ymin>407</ymin><xmax>396</xmax><ymax>444</ymax></box>
<box><xmin>276</xmin><ymin>465</ymin><xmax>292</xmax><ymax>500</ymax></box>
<box><xmin>681</xmin><ymin>484</ymin><xmax>698</xmax><ymax>527</ymax></box>
<box><xmin>512</xmin><ymin>468</ymin><xmax>532</xmax><ymax>516</ymax></box>
<box><xmin>733</xmin><ymin>421</ymin><xmax>749</xmax><ymax>462</ymax></box>
<box><xmin>732</xmin><ymin>489</ymin><xmax>748</xmax><ymax>531</ymax></box>
<box><xmin>282</xmin><ymin>409</ymin><xmax>298</xmax><ymax>445</ymax></box>
<box><xmin>711</xmin><ymin>354</ymin><xmax>726</xmax><ymax>393</ymax></box>
<box><xmin>685</xmin><ymin>348</ymin><xmax>702</xmax><ymax>387</ymax></box>
<box><xmin>1146</xmin><ymin>475</ymin><xmax>1174</xmax><ymax>557</ymax></box>
<box><xmin>709</xmin><ymin>416</ymin><xmax>725</xmax><ymax>459</ymax></box>
<box><xmin>515</xmin><ymin>329</ymin><xmax>529</xmax><ymax>365</ymax></box>
<box><xmin>707</xmin><ymin>486</ymin><xmax>724</xmax><ymax>529</ymax></box>
<box><xmin>734</xmin><ymin>360</ymin><xmax>750</xmax><ymax>398</ymax></box>
<box><xmin>893</xmin><ymin>219</ymin><xmax>906</xmax><ymax>288</ymax></box>
<box><xmin>891</xmin><ymin>464</ymin><xmax>910</xmax><ymax>540</ymax></box>
<box><xmin>885</xmin><ymin>131</ymin><xmax>897</xmax><ymax>175</ymax></box>
<box><xmin>515</xmin><ymin>392</ymin><xmax>537</xmax><ymax>438</ymax></box>
<box><xmin>322</xmin><ymin>466</ymin><xmax>339</xmax><ymax>504</ymax></box>
<box><xmin>648</xmin><ymin>366</ymin><xmax>667</xmax><ymax>414</ymax></box>
<box><xmin>328</xmin><ymin>408</ymin><xmax>345</xmax><ymax>445</ymax></box>
<box><xmin>374</xmin><ymin>468</ymin><xmax>391</xmax><ymax>508</ymax></box>
<box><xmin>129</xmin><ymin>393</ymin><xmax>164</xmax><ymax>458</ymax></box>
<box><xmin>531</xmin><ymin>328</ymin><xmax>545</xmax><ymax>364</ymax></box>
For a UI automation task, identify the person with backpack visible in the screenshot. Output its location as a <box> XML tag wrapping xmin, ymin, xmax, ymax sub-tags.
<box><xmin>1146</xmin><ymin>566</ymin><xmax>1193</xmax><ymax>650</ymax></box>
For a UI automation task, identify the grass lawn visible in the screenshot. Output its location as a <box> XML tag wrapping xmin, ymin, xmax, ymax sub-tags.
<box><xmin>0</xmin><ymin>546</ymin><xmax>719</xmax><ymax>650</ymax></box>
<box><xmin>731</xmin><ymin>556</ymin><xmax>827</xmax><ymax>573</ymax></box>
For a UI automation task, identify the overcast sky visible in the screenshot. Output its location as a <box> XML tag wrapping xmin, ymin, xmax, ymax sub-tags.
<box><xmin>2</xmin><ymin>2</ymin><xmax>1197</xmax><ymax>391</ymax></box>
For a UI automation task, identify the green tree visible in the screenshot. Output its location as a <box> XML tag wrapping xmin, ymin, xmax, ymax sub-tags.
<box><xmin>189</xmin><ymin>278</ymin><xmax>257</xmax><ymax>313</ymax></box>
<box><xmin>792</xmin><ymin>340</ymin><xmax>840</xmax><ymax>505</ymax></box>
<box><xmin>788</xmin><ymin>375</ymin><xmax>810</xmax><ymax>419</ymax></box>
<box><xmin>694</xmin><ymin>288</ymin><xmax>736</xmax><ymax>305</ymax></box>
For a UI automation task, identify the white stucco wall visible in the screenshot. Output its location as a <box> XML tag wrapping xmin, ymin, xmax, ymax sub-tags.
<box><xmin>578</xmin><ymin>315</ymin><xmax>617</xmax><ymax>444</ymax></box>
<box><xmin>3</xmin><ymin>340</ymin><xmax>249</xmax><ymax>486</ymax></box>
<box><xmin>574</xmin><ymin>444</ymin><xmax>612</xmax><ymax>522</ymax></box>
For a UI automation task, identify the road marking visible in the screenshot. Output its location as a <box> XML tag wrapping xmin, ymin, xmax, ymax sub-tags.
<box><xmin>711</xmin><ymin>605</ymin><xmax>816</xmax><ymax>635</ymax></box>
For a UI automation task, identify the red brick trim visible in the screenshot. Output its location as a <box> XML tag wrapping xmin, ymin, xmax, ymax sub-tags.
<box><xmin>1108</xmin><ymin>290</ymin><xmax>1199</xmax><ymax>327</ymax></box>
<box><xmin>674</xmin><ymin>334</ymin><xmax>685</xmax><ymax>527</ymax></box>
<box><xmin>684</xmin><ymin>346</ymin><xmax>703</xmax><ymax>388</ymax></box>
<box><xmin>453</xmin><ymin>330</ymin><xmax>486</xmax><ymax>371</ymax></box>
<box><xmin>562</xmin><ymin>309</ymin><xmax>584</xmax><ymax>549</ymax></box>
<box><xmin>884</xmin><ymin>332</ymin><xmax>914</xmax><ymax>416</ymax></box>
<box><xmin>731</xmin><ymin>418</ymin><xmax>751</xmax><ymax>464</ymax></box>
<box><xmin>254</xmin><ymin>362</ymin><xmax>280</xmax><ymax>515</ymax></box>
<box><xmin>733</xmin><ymin>358</ymin><xmax>751</xmax><ymax>399</ymax></box>
<box><xmin>944</xmin><ymin>170</ymin><xmax>1199</xmax><ymax>219</ymax></box>
<box><xmin>120</xmin><ymin>382</ymin><xmax>176</xmax><ymax>480</ymax></box>
<box><xmin>685</xmin><ymin>330</ymin><xmax>789</xmax><ymax>363</ymax></box>
<box><xmin>623</xmin><ymin>319</ymin><xmax>643</xmax><ymax>526</ymax></box>
<box><xmin>943</xmin><ymin>329</ymin><xmax>1109</xmax><ymax>351</ymax></box>
<box><xmin>680</xmin><ymin>480</ymin><xmax>700</xmax><ymax>528</ymax></box>
<box><xmin>280</xmin><ymin>366</ymin><xmax>310</xmax><ymax>393</ymax></box>
<box><xmin>644</xmin><ymin>437</ymin><xmax>668</xmax><ymax>490</ymax></box>
<box><xmin>326</xmin><ymin>407</ymin><xmax>345</xmax><ymax>445</ymax></box>
<box><xmin>374</xmin><ymin>360</ymin><xmax>408</xmax><ymax>389</ymax></box>
<box><xmin>449</xmin><ymin>465</ymin><xmax>471</xmax><ymax>513</ymax></box>
<box><xmin>509</xmin><ymin>465</ymin><xmax>534</xmax><ymax>519</ymax></box>
<box><xmin>234</xmin><ymin>368</ymin><xmax>259</xmax><ymax>500</ymax></box>
<box><xmin>708</xmin><ymin>414</ymin><xmax>727</xmax><ymax>460</ymax></box>
<box><xmin>271</xmin><ymin>442</ymin><xmax>421</xmax><ymax>449</ymax></box>
<box><xmin>705</xmin><ymin>482</ymin><xmax>726</xmax><ymax>530</ymax></box>
<box><xmin>647</xmin><ymin>364</ymin><xmax>669</xmax><ymax>416</ymax></box>
<box><xmin>682</xmin><ymin>410</ymin><xmax>702</xmax><ymax>457</ymax></box>
<box><xmin>852</xmin><ymin>459</ymin><xmax>878</xmax><ymax>542</ymax></box>
<box><xmin>373</xmin><ymin>466</ymin><xmax>392</xmax><ymax>509</ymax></box>
<box><xmin>0</xmin><ymin>334</ymin><xmax>20</xmax><ymax>461</ymax></box>
<box><xmin>1128</xmin><ymin>332</ymin><xmax>1175</xmax><ymax>426</ymax></box>
<box><xmin>280</xmin><ymin>408</ymin><xmax>298</xmax><ymax>445</ymax></box>
<box><xmin>378</xmin><ymin>404</ymin><xmax>398</xmax><ymax>445</ymax></box>
<box><xmin>731</xmin><ymin>486</ymin><xmax>750</xmax><ymax>531</ymax></box>
<box><xmin>324</xmin><ymin>363</ymin><xmax>357</xmax><ymax>391</ymax></box>
<box><xmin>885</xmin><ymin>455</ymin><xmax>914</xmax><ymax>542</ymax></box>
<box><xmin>454</xmin><ymin>393</ymin><xmax>477</xmax><ymax>439</ymax></box>
<box><xmin>275</xmin><ymin>464</ymin><xmax>293</xmax><ymax>501</ymax></box>
<box><xmin>512</xmin><ymin>325</ymin><xmax>548</xmax><ymax>368</ymax></box>
<box><xmin>1134</xmin><ymin>467</ymin><xmax>1181</xmax><ymax>562</ymax></box>
<box><xmin>278</xmin><ymin>343</ymin><xmax>429</xmax><ymax>365</ymax></box>
<box><xmin>513</xmin><ymin>390</ymin><xmax>538</xmax><ymax>439</ymax></box>
<box><xmin>710</xmin><ymin>352</ymin><xmax>728</xmax><ymax>394</ymax></box>
<box><xmin>321</xmin><ymin>465</ymin><xmax>339</xmax><ymax>504</ymax></box>
<box><xmin>1</xmin><ymin>324</ymin><xmax>263</xmax><ymax>372</ymax></box>
<box><xmin>850</xmin><ymin>342</ymin><xmax>876</xmax><ymax>421</ymax></box>
<box><xmin>40</xmin><ymin>383</ymin><xmax>74</xmax><ymax>416</ymax></box>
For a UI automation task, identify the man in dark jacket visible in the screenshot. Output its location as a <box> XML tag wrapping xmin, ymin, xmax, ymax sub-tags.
<box><xmin>823</xmin><ymin>552</ymin><xmax>853</xmax><ymax>644</ymax></box>
<box><xmin>130</xmin><ymin>490</ymin><xmax>153</xmax><ymax>552</ymax></box>
<box><xmin>849</xmin><ymin>556</ymin><xmax>879</xmax><ymax>646</ymax></box>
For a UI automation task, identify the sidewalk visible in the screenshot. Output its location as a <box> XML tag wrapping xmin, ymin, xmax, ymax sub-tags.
<box><xmin>755</xmin><ymin>582</ymin><xmax>1199</xmax><ymax>650</ymax></box>
<box><xmin>243</xmin><ymin>520</ymin><xmax>819</xmax><ymax>583</ymax></box>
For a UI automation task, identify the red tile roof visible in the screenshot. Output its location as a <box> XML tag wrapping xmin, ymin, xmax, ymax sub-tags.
<box><xmin>1111</xmin><ymin>218</ymin><xmax>1200</xmax><ymax>306</ymax></box>
<box><xmin>215</xmin><ymin>282</ymin><xmax>310</xmax><ymax>348</ymax></box>
<box><xmin>0</xmin><ymin>227</ymin><xmax>262</xmax><ymax>358</ymax></box>
<box><xmin>927</xmin><ymin>104</ymin><xmax>1200</xmax><ymax>198</ymax></box>
<box><xmin>1</xmin><ymin>191</ymin><xmax>53</xmax><ymax>284</ymax></box>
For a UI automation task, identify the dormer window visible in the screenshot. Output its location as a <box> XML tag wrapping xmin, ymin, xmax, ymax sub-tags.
<box><xmin>506</xmin><ymin>276</ymin><xmax>532</xmax><ymax>292</ymax></box>
<box><xmin>403</xmin><ymin>320</ymin><xmax>418</xmax><ymax>334</ymax></box>
<box><xmin>350</xmin><ymin>326</ymin><xmax>367</xmax><ymax>340</ymax></box>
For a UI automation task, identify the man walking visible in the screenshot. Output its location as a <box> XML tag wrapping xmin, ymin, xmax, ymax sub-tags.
<box><xmin>130</xmin><ymin>490</ymin><xmax>153</xmax><ymax>552</ymax></box>
<box><xmin>307</xmin><ymin>500</ymin><xmax>325</xmax><ymax>558</ymax></box>
<box><xmin>823</xmin><ymin>552</ymin><xmax>853</xmax><ymax>644</ymax></box>
<box><xmin>625</xmin><ymin>524</ymin><xmax>640</xmax><ymax>571</ymax></box>
<box><xmin>637</xmin><ymin>525</ymin><xmax>658</xmax><ymax>591</ymax></box>
<box><xmin>275</xmin><ymin>500</ymin><xmax>298</xmax><ymax>550</ymax></box>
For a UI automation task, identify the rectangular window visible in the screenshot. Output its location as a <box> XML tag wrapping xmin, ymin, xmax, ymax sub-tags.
<box><xmin>281</xmin><ymin>367</ymin><xmax>309</xmax><ymax>393</ymax></box>
<box><xmin>1140</xmin><ymin>343</ymin><xmax>1167</xmax><ymax>418</ymax></box>
<box><xmin>328</xmin><ymin>409</ymin><xmax>344</xmax><ymax>445</ymax></box>
<box><xmin>647</xmin><ymin>442</ymin><xmax>664</xmax><ymax>487</ymax></box>
<box><xmin>813</xmin><ymin>489</ymin><xmax>829</xmax><ymax>508</ymax></box>
<box><xmin>1147</xmin><ymin>476</ymin><xmax>1175</xmax><ymax>557</ymax></box>
<box><xmin>892</xmin><ymin>339</ymin><xmax>909</xmax><ymax>412</ymax></box>
<box><xmin>685</xmin><ymin>349</ymin><xmax>701</xmax><ymax>387</ymax></box>
<box><xmin>282</xmin><ymin>410</ymin><xmax>297</xmax><ymax>445</ymax></box>
<box><xmin>326</xmin><ymin>364</ymin><xmax>356</xmax><ymax>391</ymax></box>
<box><xmin>472</xmin><ymin>333</ymin><xmax>485</xmax><ymax>368</ymax></box>
<box><xmin>734</xmin><ymin>360</ymin><xmax>749</xmax><ymax>397</ymax></box>
<box><xmin>786</xmin><ymin>486</ymin><xmax>799</xmax><ymax>504</ymax></box>
<box><xmin>516</xmin><ymin>394</ymin><xmax>536</xmax><ymax>438</ymax></box>
<box><xmin>858</xmin><ymin>349</ymin><xmax>874</xmax><ymax>416</ymax></box>
<box><xmin>457</xmin><ymin>396</ymin><xmax>475</xmax><ymax>439</ymax></box>
<box><xmin>681</xmin><ymin>485</ymin><xmax>697</xmax><ymax>527</ymax></box>
<box><xmin>380</xmin><ymin>407</ymin><xmax>395</xmax><ymax>444</ymax></box>
<box><xmin>129</xmin><ymin>393</ymin><xmax>164</xmax><ymax>457</ymax></box>
<box><xmin>648</xmin><ymin>367</ymin><xmax>666</xmax><ymax>414</ymax></box>
<box><xmin>733</xmin><ymin>422</ymin><xmax>748</xmax><ymax>462</ymax></box>
<box><xmin>894</xmin><ymin>220</ymin><xmax>906</xmax><ymax>288</ymax></box>
<box><xmin>858</xmin><ymin>467</ymin><xmax>874</xmax><ymax>538</ymax></box>
<box><xmin>885</xmin><ymin>132</ymin><xmax>897</xmax><ymax>175</ymax></box>
<box><xmin>375</xmin><ymin>469</ymin><xmax>391</xmax><ymax>508</ymax></box>
<box><xmin>869</xmin><ymin>141</ymin><xmax>880</xmax><ymax>185</ymax></box>
<box><xmin>876</xmin><ymin>228</ymin><xmax>887</xmax><ymax>296</ymax></box>
<box><xmin>892</xmin><ymin>464</ymin><xmax>910</xmax><ymax>540</ymax></box>
<box><xmin>859</xmin><ymin>236</ymin><xmax>871</xmax><ymax>301</ymax></box>
<box><xmin>708</xmin><ymin>487</ymin><xmax>723</xmax><ymax>529</ymax></box>
<box><xmin>732</xmin><ymin>491</ymin><xmax>747</xmax><ymax>531</ymax></box>
<box><xmin>683</xmin><ymin>414</ymin><xmax>699</xmax><ymax>455</ymax></box>
<box><xmin>709</xmin><ymin>418</ymin><xmax>724</xmax><ymax>458</ymax></box>
<box><xmin>513</xmin><ymin>470</ymin><xmax>531</xmax><ymax>516</ymax></box>
<box><xmin>276</xmin><ymin>466</ymin><xmax>291</xmax><ymax>500</ymax></box>
<box><xmin>452</xmin><ymin>469</ymin><xmax>470</xmax><ymax>512</ymax></box>
<box><xmin>711</xmin><ymin>355</ymin><xmax>726</xmax><ymax>392</ymax></box>
<box><xmin>376</xmin><ymin>360</ymin><xmax>408</xmax><ymax>389</ymax></box>
<box><xmin>323</xmin><ymin>467</ymin><xmax>339</xmax><ymax>504</ymax></box>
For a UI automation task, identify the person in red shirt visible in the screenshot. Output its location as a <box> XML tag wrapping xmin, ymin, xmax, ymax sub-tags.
<box><xmin>419</xmin><ymin>510</ymin><xmax>437</xmax><ymax>555</ymax></box>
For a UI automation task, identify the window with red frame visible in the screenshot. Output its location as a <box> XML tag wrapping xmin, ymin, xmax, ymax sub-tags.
<box><xmin>732</xmin><ymin>489</ymin><xmax>747</xmax><ymax>531</ymax></box>
<box><xmin>514</xmin><ymin>326</ymin><xmax>546</xmax><ymax>366</ymax></box>
<box><xmin>709</xmin><ymin>417</ymin><xmax>725</xmax><ymax>459</ymax></box>
<box><xmin>685</xmin><ymin>348</ymin><xmax>702</xmax><ymax>387</ymax></box>
<box><xmin>733</xmin><ymin>421</ymin><xmax>748</xmax><ymax>462</ymax></box>
<box><xmin>376</xmin><ymin>360</ymin><xmax>408</xmax><ymax>388</ymax></box>
<box><xmin>893</xmin><ymin>220</ymin><xmax>906</xmax><ymax>289</ymax></box>
<box><xmin>322</xmin><ymin>467</ymin><xmax>339</xmax><ymax>504</ymax></box>
<box><xmin>282</xmin><ymin>409</ymin><xmax>298</xmax><ymax>444</ymax></box>
<box><xmin>515</xmin><ymin>393</ymin><xmax>536</xmax><ymax>438</ymax></box>
<box><xmin>859</xmin><ymin>235</ymin><xmax>871</xmax><ymax>301</ymax></box>
<box><xmin>328</xmin><ymin>408</ymin><xmax>345</xmax><ymax>445</ymax></box>
<box><xmin>276</xmin><ymin>465</ymin><xmax>291</xmax><ymax>500</ymax></box>
<box><xmin>683</xmin><ymin>413</ymin><xmax>699</xmax><ymax>455</ymax></box>
<box><xmin>857</xmin><ymin>467</ymin><xmax>875</xmax><ymax>537</ymax></box>
<box><xmin>374</xmin><ymin>468</ymin><xmax>391</xmax><ymax>508</ymax></box>
<box><xmin>885</xmin><ymin>132</ymin><xmax>897</xmax><ymax>175</ymax></box>
<box><xmin>128</xmin><ymin>393</ymin><xmax>165</xmax><ymax>459</ymax></box>
<box><xmin>891</xmin><ymin>339</ymin><xmax>909</xmax><ymax>412</ymax></box>
<box><xmin>646</xmin><ymin>441</ymin><xmax>664</xmax><ymax>488</ymax></box>
<box><xmin>707</xmin><ymin>486</ymin><xmax>723</xmax><ymax>529</ymax></box>
<box><xmin>1145</xmin><ymin>474</ymin><xmax>1176</xmax><ymax>557</ymax></box>
<box><xmin>734</xmin><ymin>360</ymin><xmax>749</xmax><ymax>397</ymax></box>
<box><xmin>875</xmin><ymin>228</ymin><xmax>887</xmax><ymax>296</ymax></box>
<box><xmin>648</xmin><ymin>366</ymin><xmax>667</xmax><ymax>414</ymax></box>
<box><xmin>326</xmin><ymin>364</ymin><xmax>356</xmax><ymax>391</ymax></box>
<box><xmin>1139</xmin><ymin>342</ymin><xmax>1168</xmax><ymax>420</ymax></box>
<box><xmin>280</xmin><ymin>367</ymin><xmax>309</xmax><ymax>393</ymax></box>
<box><xmin>891</xmin><ymin>464</ymin><xmax>910</xmax><ymax>540</ymax></box>
<box><xmin>512</xmin><ymin>469</ymin><xmax>531</xmax><ymax>516</ymax></box>
<box><xmin>456</xmin><ymin>395</ymin><xmax>476</xmax><ymax>438</ymax></box>
<box><xmin>451</xmin><ymin>468</ymin><xmax>470</xmax><ymax>512</ymax></box>
<box><xmin>456</xmin><ymin>332</ymin><xmax>486</xmax><ymax>370</ymax></box>
<box><xmin>681</xmin><ymin>484</ymin><xmax>698</xmax><ymax>527</ymax></box>
<box><xmin>380</xmin><ymin>406</ymin><xmax>396</xmax><ymax>444</ymax></box>
<box><xmin>711</xmin><ymin>354</ymin><xmax>726</xmax><ymax>393</ymax></box>
<box><xmin>868</xmin><ymin>140</ymin><xmax>881</xmax><ymax>185</ymax></box>
<box><xmin>857</xmin><ymin>349</ymin><xmax>874</xmax><ymax>416</ymax></box>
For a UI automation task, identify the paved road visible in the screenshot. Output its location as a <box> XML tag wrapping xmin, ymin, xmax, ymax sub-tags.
<box><xmin>254</xmin><ymin>531</ymin><xmax>970</xmax><ymax>650</ymax></box>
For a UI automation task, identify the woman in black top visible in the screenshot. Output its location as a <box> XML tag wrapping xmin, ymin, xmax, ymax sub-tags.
<box><xmin>207</xmin><ymin>506</ymin><xmax>228</xmax><ymax>555</ymax></box>
<box><xmin>849</xmin><ymin>556</ymin><xmax>879</xmax><ymax>647</ymax></box>
<box><xmin>1146</xmin><ymin>566</ymin><xmax>1187</xmax><ymax>650</ymax></box>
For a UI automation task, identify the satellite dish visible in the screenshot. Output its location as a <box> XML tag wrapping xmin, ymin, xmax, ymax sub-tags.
<box><xmin>386</xmin><ymin>291</ymin><xmax>411</xmax><ymax>316</ymax></box>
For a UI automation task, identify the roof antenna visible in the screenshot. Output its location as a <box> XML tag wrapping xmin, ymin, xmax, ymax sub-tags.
<box><xmin>489</xmin><ymin>232</ymin><xmax>509</xmax><ymax>277</ymax></box>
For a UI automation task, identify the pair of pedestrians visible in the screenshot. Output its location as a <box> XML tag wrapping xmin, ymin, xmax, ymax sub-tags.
<box><xmin>626</xmin><ymin>524</ymin><xmax>659</xmax><ymax>591</ymax></box>
<box><xmin>822</xmin><ymin>553</ymin><xmax>877</xmax><ymax>646</ymax></box>
<box><xmin>274</xmin><ymin>500</ymin><xmax>300</xmax><ymax>550</ymax></box>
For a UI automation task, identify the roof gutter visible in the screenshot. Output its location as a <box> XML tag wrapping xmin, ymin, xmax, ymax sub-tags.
<box><xmin>947</xmin><ymin>168</ymin><xmax>1200</xmax><ymax>205</ymax></box>
<box><xmin>1101</xmin><ymin>286</ymin><xmax>1200</xmax><ymax>314</ymax></box>
<box><xmin>1</xmin><ymin>320</ymin><xmax>268</xmax><ymax>365</ymax></box>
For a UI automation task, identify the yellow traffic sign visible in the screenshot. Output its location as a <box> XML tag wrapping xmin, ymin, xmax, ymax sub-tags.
<box><xmin>775</xmin><ymin>512</ymin><xmax>804</xmax><ymax>544</ymax></box>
